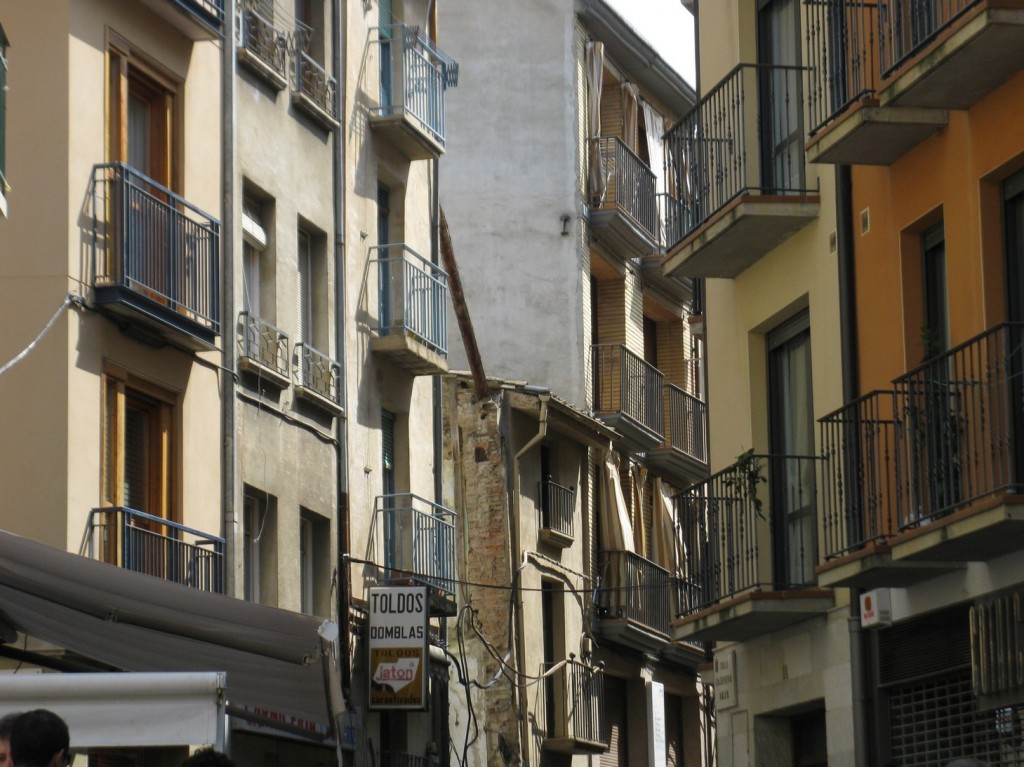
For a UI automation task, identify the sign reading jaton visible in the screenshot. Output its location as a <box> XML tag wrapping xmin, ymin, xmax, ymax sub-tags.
<box><xmin>368</xmin><ymin>586</ymin><xmax>429</xmax><ymax>710</ymax></box>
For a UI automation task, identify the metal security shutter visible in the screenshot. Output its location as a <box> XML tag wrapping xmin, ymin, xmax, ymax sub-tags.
<box><xmin>879</xmin><ymin>604</ymin><xmax>970</xmax><ymax>686</ymax></box>
<box><xmin>601</xmin><ymin>676</ymin><xmax>628</xmax><ymax>767</ymax></box>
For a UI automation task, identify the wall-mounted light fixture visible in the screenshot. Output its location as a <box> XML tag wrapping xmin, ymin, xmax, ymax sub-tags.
<box><xmin>560</xmin><ymin>214</ymin><xmax>571</xmax><ymax>236</ymax></box>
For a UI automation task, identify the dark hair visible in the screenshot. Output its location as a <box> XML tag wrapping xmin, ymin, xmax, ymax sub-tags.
<box><xmin>9</xmin><ymin>709</ymin><xmax>69</xmax><ymax>767</ymax></box>
<box><xmin>181</xmin><ymin>748</ymin><xmax>236</xmax><ymax>767</ymax></box>
<box><xmin>0</xmin><ymin>713</ymin><xmax>21</xmax><ymax>740</ymax></box>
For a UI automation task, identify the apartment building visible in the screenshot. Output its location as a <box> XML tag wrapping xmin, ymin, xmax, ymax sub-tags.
<box><xmin>439</xmin><ymin>2</ymin><xmax>708</xmax><ymax>766</ymax></box>
<box><xmin>809</xmin><ymin>0</ymin><xmax>1024</xmax><ymax>764</ymax></box>
<box><xmin>664</xmin><ymin>0</ymin><xmax>850</xmax><ymax>765</ymax></box>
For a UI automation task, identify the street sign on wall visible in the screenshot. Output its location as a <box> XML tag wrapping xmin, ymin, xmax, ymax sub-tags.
<box><xmin>368</xmin><ymin>585</ymin><xmax>429</xmax><ymax>710</ymax></box>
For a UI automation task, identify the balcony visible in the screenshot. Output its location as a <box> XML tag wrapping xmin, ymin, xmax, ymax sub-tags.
<box><xmin>292</xmin><ymin>51</ymin><xmax>338</xmax><ymax>130</ymax></box>
<box><xmin>595</xmin><ymin>550</ymin><xmax>672</xmax><ymax>652</ymax></box>
<box><xmin>539</xmin><ymin>658</ymin><xmax>606</xmax><ymax>754</ymax></box>
<box><xmin>805</xmin><ymin>0</ymin><xmax>949</xmax><ymax>164</ymax></box>
<box><xmin>294</xmin><ymin>342</ymin><xmax>342</xmax><ymax>415</ymax></box>
<box><xmin>237</xmin><ymin>311</ymin><xmax>289</xmax><ymax>388</ymax></box>
<box><xmin>372</xmin><ymin>494</ymin><xmax>457</xmax><ymax>617</ymax></box>
<box><xmin>672</xmin><ymin>455</ymin><xmax>833</xmax><ymax>642</ymax></box>
<box><xmin>662</xmin><ymin>64</ymin><xmax>819</xmax><ymax>279</ymax></box>
<box><xmin>369</xmin><ymin>24</ymin><xmax>459</xmax><ymax>161</ymax></box>
<box><xmin>380</xmin><ymin>754</ymin><xmax>428</xmax><ymax>767</ymax></box>
<box><xmin>589</xmin><ymin>137</ymin><xmax>658</xmax><ymax>258</ymax></box>
<box><xmin>91</xmin><ymin>163</ymin><xmax>220</xmax><ymax>350</ymax></box>
<box><xmin>140</xmin><ymin>0</ymin><xmax>224</xmax><ymax>39</ymax></box>
<box><xmin>645</xmin><ymin>383</ymin><xmax>709</xmax><ymax>486</ymax></box>
<box><xmin>370</xmin><ymin>245</ymin><xmax>449</xmax><ymax>376</ymax></box>
<box><xmin>237</xmin><ymin>6</ymin><xmax>288</xmax><ymax>90</ymax></box>
<box><xmin>878</xmin><ymin>0</ymin><xmax>1024</xmax><ymax>109</ymax></box>
<box><xmin>592</xmin><ymin>344</ymin><xmax>664</xmax><ymax>452</ymax></box>
<box><xmin>819</xmin><ymin>324</ymin><xmax>1024</xmax><ymax>584</ymax></box>
<box><xmin>538</xmin><ymin>478</ymin><xmax>575</xmax><ymax>548</ymax></box>
<box><xmin>82</xmin><ymin>506</ymin><xmax>224</xmax><ymax>593</ymax></box>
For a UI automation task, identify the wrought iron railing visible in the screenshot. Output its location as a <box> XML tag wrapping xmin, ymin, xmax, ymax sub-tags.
<box><xmin>92</xmin><ymin>163</ymin><xmax>220</xmax><ymax>334</ymax></box>
<box><xmin>82</xmin><ymin>506</ymin><xmax>224</xmax><ymax>593</ymax></box>
<box><xmin>879</xmin><ymin>0</ymin><xmax>981</xmax><ymax>78</ymax></box>
<box><xmin>295</xmin><ymin>50</ymin><xmax>337</xmax><ymax>120</ymax></box>
<box><xmin>592</xmin><ymin>344</ymin><xmax>665</xmax><ymax>440</ymax></box>
<box><xmin>819</xmin><ymin>390</ymin><xmax>904</xmax><ymax>558</ymax></box>
<box><xmin>238</xmin><ymin>311</ymin><xmax>289</xmax><ymax>379</ymax></box>
<box><xmin>674</xmin><ymin>454</ymin><xmax>819</xmax><ymax>613</ymax></box>
<box><xmin>592</xmin><ymin>136</ymin><xmax>658</xmax><ymax>241</ymax></box>
<box><xmin>596</xmin><ymin>550</ymin><xmax>671</xmax><ymax>636</ymax></box>
<box><xmin>662</xmin><ymin>383</ymin><xmax>709</xmax><ymax>466</ymax></box>
<box><xmin>174</xmin><ymin>0</ymin><xmax>225</xmax><ymax>33</ymax></box>
<box><xmin>539</xmin><ymin>478</ymin><xmax>575</xmax><ymax>539</ymax></box>
<box><xmin>371</xmin><ymin>244</ymin><xmax>449</xmax><ymax>353</ymax></box>
<box><xmin>239</xmin><ymin>6</ymin><xmax>287</xmax><ymax>79</ymax></box>
<box><xmin>373</xmin><ymin>493</ymin><xmax>456</xmax><ymax>599</ymax></box>
<box><xmin>894</xmin><ymin>322</ymin><xmax>1024</xmax><ymax>526</ymax></box>
<box><xmin>373</xmin><ymin>24</ymin><xmax>458</xmax><ymax>147</ymax></box>
<box><xmin>294</xmin><ymin>342</ymin><xmax>341</xmax><ymax>405</ymax></box>
<box><xmin>380</xmin><ymin>753</ymin><xmax>428</xmax><ymax>767</ymax></box>
<box><xmin>806</xmin><ymin>0</ymin><xmax>881</xmax><ymax>135</ymax></box>
<box><xmin>663</xmin><ymin>63</ymin><xmax>810</xmax><ymax>247</ymax></box>
<box><xmin>540</xmin><ymin>658</ymin><xmax>605</xmax><ymax>746</ymax></box>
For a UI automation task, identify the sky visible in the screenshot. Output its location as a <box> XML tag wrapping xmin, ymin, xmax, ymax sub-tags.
<box><xmin>605</xmin><ymin>0</ymin><xmax>696</xmax><ymax>87</ymax></box>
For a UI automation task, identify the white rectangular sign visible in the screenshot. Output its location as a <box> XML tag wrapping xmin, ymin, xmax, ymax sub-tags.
<box><xmin>714</xmin><ymin>650</ymin><xmax>737</xmax><ymax>710</ymax></box>
<box><xmin>646</xmin><ymin>680</ymin><xmax>666</xmax><ymax>767</ymax></box>
<box><xmin>368</xmin><ymin>586</ymin><xmax>429</xmax><ymax>710</ymax></box>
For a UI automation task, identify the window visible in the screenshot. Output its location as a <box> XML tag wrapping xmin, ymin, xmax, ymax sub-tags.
<box><xmin>0</xmin><ymin>23</ymin><xmax>8</xmax><ymax>217</ymax></box>
<box><xmin>1005</xmin><ymin>170</ymin><xmax>1024</xmax><ymax>324</ymax></box>
<box><xmin>758</xmin><ymin>0</ymin><xmax>804</xmax><ymax>193</ymax></box>
<box><xmin>382</xmin><ymin>408</ymin><xmax>396</xmax><ymax>497</ymax></box>
<box><xmin>295</xmin><ymin>0</ymin><xmax>324</xmax><ymax>65</ymax></box>
<box><xmin>921</xmin><ymin>222</ymin><xmax>948</xmax><ymax>360</ymax></box>
<box><xmin>296</xmin><ymin>224</ymin><xmax>327</xmax><ymax>351</ymax></box>
<box><xmin>299</xmin><ymin>508</ymin><xmax>329</xmax><ymax>615</ymax></box>
<box><xmin>242</xmin><ymin>195</ymin><xmax>271</xmax><ymax>319</ymax></box>
<box><xmin>102</xmin><ymin>369</ymin><xmax>175</xmax><ymax>521</ymax></box>
<box><xmin>767</xmin><ymin>311</ymin><xmax>816</xmax><ymax>587</ymax></box>
<box><xmin>542</xmin><ymin>580</ymin><xmax>566</xmax><ymax>737</ymax></box>
<box><xmin>108</xmin><ymin>33</ymin><xmax>178</xmax><ymax>188</ymax></box>
<box><xmin>243</xmin><ymin>489</ymin><xmax>276</xmax><ymax>604</ymax></box>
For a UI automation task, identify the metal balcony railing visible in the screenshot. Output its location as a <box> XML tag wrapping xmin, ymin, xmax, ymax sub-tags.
<box><xmin>879</xmin><ymin>0</ymin><xmax>982</xmax><ymax>78</ymax></box>
<box><xmin>540</xmin><ymin>658</ymin><xmax>605</xmax><ymax>747</ymax></box>
<box><xmin>662</xmin><ymin>384</ymin><xmax>709</xmax><ymax>465</ymax></box>
<box><xmin>894</xmin><ymin>322</ymin><xmax>1024</xmax><ymax>527</ymax></box>
<box><xmin>596</xmin><ymin>550</ymin><xmax>671</xmax><ymax>636</ymax></box>
<box><xmin>238</xmin><ymin>311</ymin><xmax>289</xmax><ymax>379</ymax></box>
<box><xmin>373</xmin><ymin>494</ymin><xmax>456</xmax><ymax>599</ymax></box>
<box><xmin>806</xmin><ymin>0</ymin><xmax>881</xmax><ymax>135</ymax></box>
<box><xmin>295</xmin><ymin>50</ymin><xmax>337</xmax><ymax>120</ymax></box>
<box><xmin>380</xmin><ymin>754</ymin><xmax>428</xmax><ymax>767</ymax></box>
<box><xmin>674</xmin><ymin>454</ymin><xmax>819</xmax><ymax>613</ymax></box>
<box><xmin>663</xmin><ymin>63</ymin><xmax>810</xmax><ymax>247</ymax></box>
<box><xmin>238</xmin><ymin>6</ymin><xmax>287</xmax><ymax>79</ymax></box>
<box><xmin>92</xmin><ymin>163</ymin><xmax>221</xmax><ymax>334</ymax></box>
<box><xmin>592</xmin><ymin>136</ymin><xmax>658</xmax><ymax>241</ymax></box>
<box><xmin>294</xmin><ymin>342</ymin><xmax>341</xmax><ymax>405</ymax></box>
<box><xmin>819</xmin><ymin>390</ymin><xmax>904</xmax><ymax>558</ymax></box>
<box><xmin>371</xmin><ymin>244</ymin><xmax>449</xmax><ymax>354</ymax></box>
<box><xmin>82</xmin><ymin>506</ymin><xmax>225</xmax><ymax>593</ymax></box>
<box><xmin>173</xmin><ymin>0</ymin><xmax>225</xmax><ymax>34</ymax></box>
<box><xmin>592</xmin><ymin>344</ymin><xmax>665</xmax><ymax>440</ymax></box>
<box><xmin>539</xmin><ymin>478</ymin><xmax>575</xmax><ymax>539</ymax></box>
<box><xmin>374</xmin><ymin>24</ymin><xmax>459</xmax><ymax>147</ymax></box>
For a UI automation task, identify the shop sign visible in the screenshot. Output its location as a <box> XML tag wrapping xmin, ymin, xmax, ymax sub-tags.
<box><xmin>368</xmin><ymin>586</ymin><xmax>428</xmax><ymax>710</ymax></box>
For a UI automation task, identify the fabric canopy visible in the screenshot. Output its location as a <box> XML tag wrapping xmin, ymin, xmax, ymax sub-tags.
<box><xmin>586</xmin><ymin>40</ymin><xmax>606</xmax><ymax>204</ymax></box>
<box><xmin>0</xmin><ymin>531</ymin><xmax>333</xmax><ymax>733</ymax></box>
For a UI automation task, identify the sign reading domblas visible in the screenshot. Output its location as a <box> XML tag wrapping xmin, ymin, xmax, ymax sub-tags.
<box><xmin>368</xmin><ymin>585</ymin><xmax>429</xmax><ymax>710</ymax></box>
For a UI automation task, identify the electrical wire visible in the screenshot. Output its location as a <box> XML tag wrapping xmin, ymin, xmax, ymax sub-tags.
<box><xmin>0</xmin><ymin>295</ymin><xmax>74</xmax><ymax>378</ymax></box>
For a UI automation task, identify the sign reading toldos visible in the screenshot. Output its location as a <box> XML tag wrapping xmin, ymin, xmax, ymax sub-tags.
<box><xmin>368</xmin><ymin>586</ymin><xmax>429</xmax><ymax>710</ymax></box>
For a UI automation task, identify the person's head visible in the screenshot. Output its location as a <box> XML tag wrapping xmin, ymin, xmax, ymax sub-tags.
<box><xmin>0</xmin><ymin>713</ymin><xmax>22</xmax><ymax>767</ymax></box>
<box><xmin>9</xmin><ymin>710</ymin><xmax>69</xmax><ymax>767</ymax></box>
<box><xmin>181</xmin><ymin>749</ymin><xmax>235</xmax><ymax>767</ymax></box>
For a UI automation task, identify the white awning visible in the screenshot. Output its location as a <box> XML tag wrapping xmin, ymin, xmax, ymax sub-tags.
<box><xmin>0</xmin><ymin>672</ymin><xmax>226</xmax><ymax>749</ymax></box>
<box><xmin>0</xmin><ymin>531</ymin><xmax>332</xmax><ymax>734</ymax></box>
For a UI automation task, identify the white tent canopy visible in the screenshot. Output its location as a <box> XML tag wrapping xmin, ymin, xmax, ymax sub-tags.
<box><xmin>0</xmin><ymin>672</ymin><xmax>226</xmax><ymax>750</ymax></box>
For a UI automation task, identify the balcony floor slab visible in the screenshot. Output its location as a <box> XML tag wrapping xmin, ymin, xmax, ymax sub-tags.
<box><xmin>662</xmin><ymin>195</ymin><xmax>820</xmax><ymax>278</ymax></box>
<box><xmin>816</xmin><ymin>546</ymin><xmax>964</xmax><ymax>589</ymax></box>
<box><xmin>806</xmin><ymin>102</ymin><xmax>948</xmax><ymax>165</ymax></box>
<box><xmin>671</xmin><ymin>589</ymin><xmax>834</xmax><ymax>642</ymax></box>
<box><xmin>891</xmin><ymin>497</ymin><xmax>1024</xmax><ymax>563</ymax></box>
<box><xmin>597</xmin><ymin>616</ymin><xmax>669</xmax><ymax>654</ymax></box>
<box><xmin>371</xmin><ymin>331</ymin><xmax>449</xmax><ymax>376</ymax></box>
<box><xmin>370</xmin><ymin>112</ymin><xmax>445</xmax><ymax>161</ymax></box>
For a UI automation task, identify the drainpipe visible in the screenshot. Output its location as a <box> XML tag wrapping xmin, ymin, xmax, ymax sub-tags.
<box><xmin>836</xmin><ymin>163</ymin><xmax>868</xmax><ymax>767</ymax></box>
<box><xmin>510</xmin><ymin>395</ymin><xmax>549</xmax><ymax>767</ymax></box>
<box><xmin>333</xmin><ymin>0</ymin><xmax>352</xmax><ymax>737</ymax></box>
<box><xmin>221</xmin><ymin>0</ymin><xmax>238</xmax><ymax>597</ymax></box>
